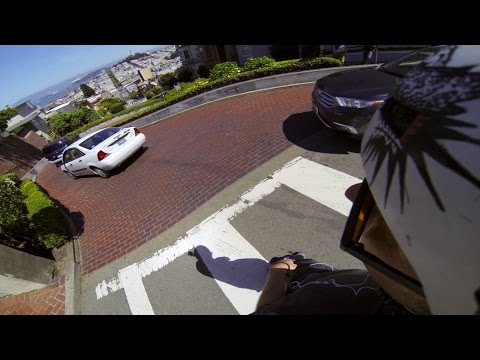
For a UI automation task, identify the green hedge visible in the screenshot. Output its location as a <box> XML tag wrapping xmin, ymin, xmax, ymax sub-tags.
<box><xmin>0</xmin><ymin>173</ymin><xmax>30</xmax><ymax>241</ymax></box>
<box><xmin>67</xmin><ymin>56</ymin><xmax>342</xmax><ymax>137</ymax></box>
<box><xmin>242</xmin><ymin>56</ymin><xmax>276</xmax><ymax>71</ymax></box>
<box><xmin>0</xmin><ymin>173</ymin><xmax>20</xmax><ymax>186</ymax></box>
<box><xmin>20</xmin><ymin>179</ymin><xmax>69</xmax><ymax>249</ymax></box>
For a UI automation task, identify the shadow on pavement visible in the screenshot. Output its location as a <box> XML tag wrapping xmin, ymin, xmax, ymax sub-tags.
<box><xmin>39</xmin><ymin>185</ymin><xmax>85</xmax><ymax>237</ymax></box>
<box><xmin>189</xmin><ymin>245</ymin><xmax>269</xmax><ymax>292</ymax></box>
<box><xmin>283</xmin><ymin>111</ymin><xmax>361</xmax><ymax>154</ymax></box>
<box><xmin>114</xmin><ymin>146</ymin><xmax>149</xmax><ymax>175</ymax></box>
<box><xmin>61</xmin><ymin>146</ymin><xmax>149</xmax><ymax>180</ymax></box>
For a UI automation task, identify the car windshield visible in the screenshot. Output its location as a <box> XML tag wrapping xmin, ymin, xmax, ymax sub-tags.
<box><xmin>379</xmin><ymin>47</ymin><xmax>440</xmax><ymax>77</ymax></box>
<box><xmin>79</xmin><ymin>128</ymin><xmax>122</xmax><ymax>150</ymax></box>
<box><xmin>42</xmin><ymin>137</ymin><xmax>69</xmax><ymax>154</ymax></box>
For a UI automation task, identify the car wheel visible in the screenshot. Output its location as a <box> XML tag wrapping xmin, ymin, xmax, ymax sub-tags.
<box><xmin>65</xmin><ymin>171</ymin><xmax>78</xmax><ymax>180</ymax></box>
<box><xmin>91</xmin><ymin>166</ymin><xmax>110</xmax><ymax>178</ymax></box>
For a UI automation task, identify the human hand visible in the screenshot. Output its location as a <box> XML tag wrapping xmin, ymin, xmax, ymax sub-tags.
<box><xmin>270</xmin><ymin>259</ymin><xmax>297</xmax><ymax>271</ymax></box>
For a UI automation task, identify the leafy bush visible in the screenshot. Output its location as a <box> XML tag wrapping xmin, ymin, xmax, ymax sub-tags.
<box><xmin>98</xmin><ymin>97</ymin><xmax>126</xmax><ymax>115</ymax></box>
<box><xmin>129</xmin><ymin>90</ymin><xmax>139</xmax><ymax>100</ymax></box>
<box><xmin>242</xmin><ymin>56</ymin><xmax>275</xmax><ymax>71</ymax></box>
<box><xmin>197</xmin><ymin>64</ymin><xmax>211</xmax><ymax>78</ymax></box>
<box><xmin>0</xmin><ymin>106</ymin><xmax>17</xmax><ymax>132</ymax></box>
<box><xmin>175</xmin><ymin>67</ymin><xmax>193</xmax><ymax>83</ymax></box>
<box><xmin>49</xmin><ymin>107</ymin><xmax>99</xmax><ymax>137</ymax></box>
<box><xmin>209</xmin><ymin>62</ymin><xmax>241</xmax><ymax>81</ymax></box>
<box><xmin>0</xmin><ymin>174</ymin><xmax>30</xmax><ymax>240</ymax></box>
<box><xmin>159</xmin><ymin>72</ymin><xmax>177</xmax><ymax>90</ymax></box>
<box><xmin>67</xmin><ymin>56</ymin><xmax>341</xmax><ymax>136</ymax></box>
<box><xmin>145</xmin><ymin>85</ymin><xmax>163</xmax><ymax>100</ymax></box>
<box><xmin>20</xmin><ymin>180</ymin><xmax>69</xmax><ymax>249</ymax></box>
<box><xmin>0</xmin><ymin>173</ymin><xmax>20</xmax><ymax>186</ymax></box>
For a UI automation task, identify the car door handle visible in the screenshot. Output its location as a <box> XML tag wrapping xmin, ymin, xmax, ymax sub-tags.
<box><xmin>78</xmin><ymin>159</ymin><xmax>82</xmax><ymax>162</ymax></box>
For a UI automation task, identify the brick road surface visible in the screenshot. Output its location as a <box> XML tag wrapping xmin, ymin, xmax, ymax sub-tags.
<box><xmin>0</xmin><ymin>277</ymin><xmax>65</xmax><ymax>315</ymax></box>
<box><xmin>37</xmin><ymin>85</ymin><xmax>314</xmax><ymax>274</ymax></box>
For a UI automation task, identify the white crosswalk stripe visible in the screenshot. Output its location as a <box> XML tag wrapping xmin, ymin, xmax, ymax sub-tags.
<box><xmin>95</xmin><ymin>156</ymin><xmax>362</xmax><ymax>314</ymax></box>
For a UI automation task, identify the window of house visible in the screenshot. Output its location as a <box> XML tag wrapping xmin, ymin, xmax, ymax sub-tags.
<box><xmin>183</xmin><ymin>50</ymin><xmax>191</xmax><ymax>60</ymax></box>
<box><xmin>242</xmin><ymin>46</ymin><xmax>253</xmax><ymax>56</ymax></box>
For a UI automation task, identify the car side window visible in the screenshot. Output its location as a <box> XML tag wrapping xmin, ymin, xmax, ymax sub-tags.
<box><xmin>71</xmin><ymin>148</ymin><xmax>85</xmax><ymax>159</ymax></box>
<box><xmin>63</xmin><ymin>148</ymin><xmax>85</xmax><ymax>163</ymax></box>
<box><xmin>63</xmin><ymin>149</ymin><xmax>75</xmax><ymax>163</ymax></box>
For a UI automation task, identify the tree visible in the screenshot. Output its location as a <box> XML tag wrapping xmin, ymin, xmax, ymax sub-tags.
<box><xmin>159</xmin><ymin>72</ymin><xmax>177</xmax><ymax>90</ymax></box>
<box><xmin>80</xmin><ymin>84</ymin><xmax>96</xmax><ymax>97</ymax></box>
<box><xmin>129</xmin><ymin>90</ymin><xmax>139</xmax><ymax>100</ymax></box>
<box><xmin>197</xmin><ymin>65</ymin><xmax>211</xmax><ymax>79</ymax></box>
<box><xmin>175</xmin><ymin>66</ymin><xmax>193</xmax><ymax>83</ymax></box>
<box><xmin>0</xmin><ymin>106</ymin><xmax>17</xmax><ymax>132</ymax></box>
<box><xmin>49</xmin><ymin>108</ymin><xmax>98</xmax><ymax>137</ymax></box>
<box><xmin>97</xmin><ymin>97</ymin><xmax>126</xmax><ymax>115</ymax></box>
<box><xmin>144</xmin><ymin>86</ymin><xmax>163</xmax><ymax>100</ymax></box>
<box><xmin>106</xmin><ymin>70</ymin><xmax>122</xmax><ymax>87</ymax></box>
<box><xmin>0</xmin><ymin>175</ymin><xmax>30</xmax><ymax>244</ymax></box>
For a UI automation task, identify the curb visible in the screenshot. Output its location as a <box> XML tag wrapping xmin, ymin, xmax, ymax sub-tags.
<box><xmin>58</xmin><ymin>209</ymin><xmax>81</xmax><ymax>315</ymax></box>
<box><xmin>21</xmin><ymin>157</ymin><xmax>49</xmax><ymax>182</ymax></box>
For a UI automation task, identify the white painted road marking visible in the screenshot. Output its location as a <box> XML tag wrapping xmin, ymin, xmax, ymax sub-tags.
<box><xmin>194</xmin><ymin>221</ymin><xmax>269</xmax><ymax>315</ymax></box>
<box><xmin>274</xmin><ymin>158</ymin><xmax>361</xmax><ymax>217</ymax></box>
<box><xmin>118</xmin><ymin>265</ymin><xmax>155</xmax><ymax>315</ymax></box>
<box><xmin>95</xmin><ymin>156</ymin><xmax>362</xmax><ymax>314</ymax></box>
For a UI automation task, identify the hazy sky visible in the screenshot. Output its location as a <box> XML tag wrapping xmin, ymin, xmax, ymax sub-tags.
<box><xmin>0</xmin><ymin>45</ymin><xmax>167</xmax><ymax>109</ymax></box>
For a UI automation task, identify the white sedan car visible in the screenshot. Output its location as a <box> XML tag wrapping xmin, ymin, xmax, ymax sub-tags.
<box><xmin>60</xmin><ymin>127</ymin><xmax>146</xmax><ymax>179</ymax></box>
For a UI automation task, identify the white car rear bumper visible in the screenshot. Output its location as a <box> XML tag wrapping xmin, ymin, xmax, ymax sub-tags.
<box><xmin>97</xmin><ymin>133</ymin><xmax>146</xmax><ymax>171</ymax></box>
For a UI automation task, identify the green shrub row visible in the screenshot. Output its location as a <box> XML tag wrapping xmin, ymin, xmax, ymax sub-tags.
<box><xmin>0</xmin><ymin>173</ymin><xmax>30</xmax><ymax>241</ymax></box>
<box><xmin>67</xmin><ymin>56</ymin><xmax>341</xmax><ymax>137</ymax></box>
<box><xmin>0</xmin><ymin>172</ymin><xmax>20</xmax><ymax>186</ymax></box>
<box><xmin>20</xmin><ymin>179</ymin><xmax>69</xmax><ymax>249</ymax></box>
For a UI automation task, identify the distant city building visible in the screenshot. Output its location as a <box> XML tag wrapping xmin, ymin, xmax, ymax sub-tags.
<box><xmin>86</xmin><ymin>94</ymin><xmax>102</xmax><ymax>105</ymax></box>
<box><xmin>138</xmin><ymin>67</ymin><xmax>154</xmax><ymax>82</ymax></box>
<box><xmin>44</xmin><ymin>101</ymin><xmax>77</xmax><ymax>118</ymax></box>
<box><xmin>115</xmin><ymin>85</ymin><xmax>129</xmax><ymax>101</ymax></box>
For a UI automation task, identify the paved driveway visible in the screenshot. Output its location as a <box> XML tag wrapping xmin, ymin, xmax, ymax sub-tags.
<box><xmin>37</xmin><ymin>85</ymin><xmax>313</xmax><ymax>274</ymax></box>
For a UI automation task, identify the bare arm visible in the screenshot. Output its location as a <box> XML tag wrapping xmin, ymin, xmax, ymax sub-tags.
<box><xmin>256</xmin><ymin>259</ymin><xmax>297</xmax><ymax>310</ymax></box>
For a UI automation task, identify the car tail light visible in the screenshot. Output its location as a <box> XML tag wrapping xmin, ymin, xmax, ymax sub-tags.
<box><xmin>97</xmin><ymin>150</ymin><xmax>110</xmax><ymax>161</ymax></box>
<box><xmin>134</xmin><ymin>128</ymin><xmax>141</xmax><ymax>136</ymax></box>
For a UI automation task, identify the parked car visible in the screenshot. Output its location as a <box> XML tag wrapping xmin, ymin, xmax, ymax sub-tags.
<box><xmin>60</xmin><ymin>127</ymin><xmax>146</xmax><ymax>179</ymax></box>
<box><xmin>312</xmin><ymin>46</ymin><xmax>444</xmax><ymax>137</ymax></box>
<box><xmin>42</xmin><ymin>135</ymin><xmax>78</xmax><ymax>165</ymax></box>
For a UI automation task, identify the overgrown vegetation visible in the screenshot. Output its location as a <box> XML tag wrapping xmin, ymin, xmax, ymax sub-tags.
<box><xmin>80</xmin><ymin>84</ymin><xmax>96</xmax><ymax>97</ymax></box>
<box><xmin>67</xmin><ymin>56</ymin><xmax>341</xmax><ymax>138</ymax></box>
<box><xmin>97</xmin><ymin>97</ymin><xmax>126</xmax><ymax>116</ymax></box>
<box><xmin>242</xmin><ymin>56</ymin><xmax>275</xmax><ymax>71</ymax></box>
<box><xmin>174</xmin><ymin>67</ymin><xmax>194</xmax><ymax>83</ymax></box>
<box><xmin>209</xmin><ymin>62</ymin><xmax>242</xmax><ymax>81</ymax></box>
<box><xmin>20</xmin><ymin>179</ymin><xmax>69</xmax><ymax>249</ymax></box>
<box><xmin>158</xmin><ymin>72</ymin><xmax>177</xmax><ymax>90</ymax></box>
<box><xmin>0</xmin><ymin>174</ymin><xmax>69</xmax><ymax>256</ymax></box>
<box><xmin>197</xmin><ymin>64</ymin><xmax>211</xmax><ymax>79</ymax></box>
<box><xmin>0</xmin><ymin>106</ymin><xmax>17</xmax><ymax>132</ymax></box>
<box><xmin>0</xmin><ymin>174</ymin><xmax>30</xmax><ymax>243</ymax></box>
<box><xmin>49</xmin><ymin>107</ymin><xmax>100</xmax><ymax>137</ymax></box>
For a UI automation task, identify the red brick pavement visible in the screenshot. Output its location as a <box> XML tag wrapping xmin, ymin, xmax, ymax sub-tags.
<box><xmin>37</xmin><ymin>85</ymin><xmax>314</xmax><ymax>274</ymax></box>
<box><xmin>0</xmin><ymin>277</ymin><xmax>65</xmax><ymax>315</ymax></box>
